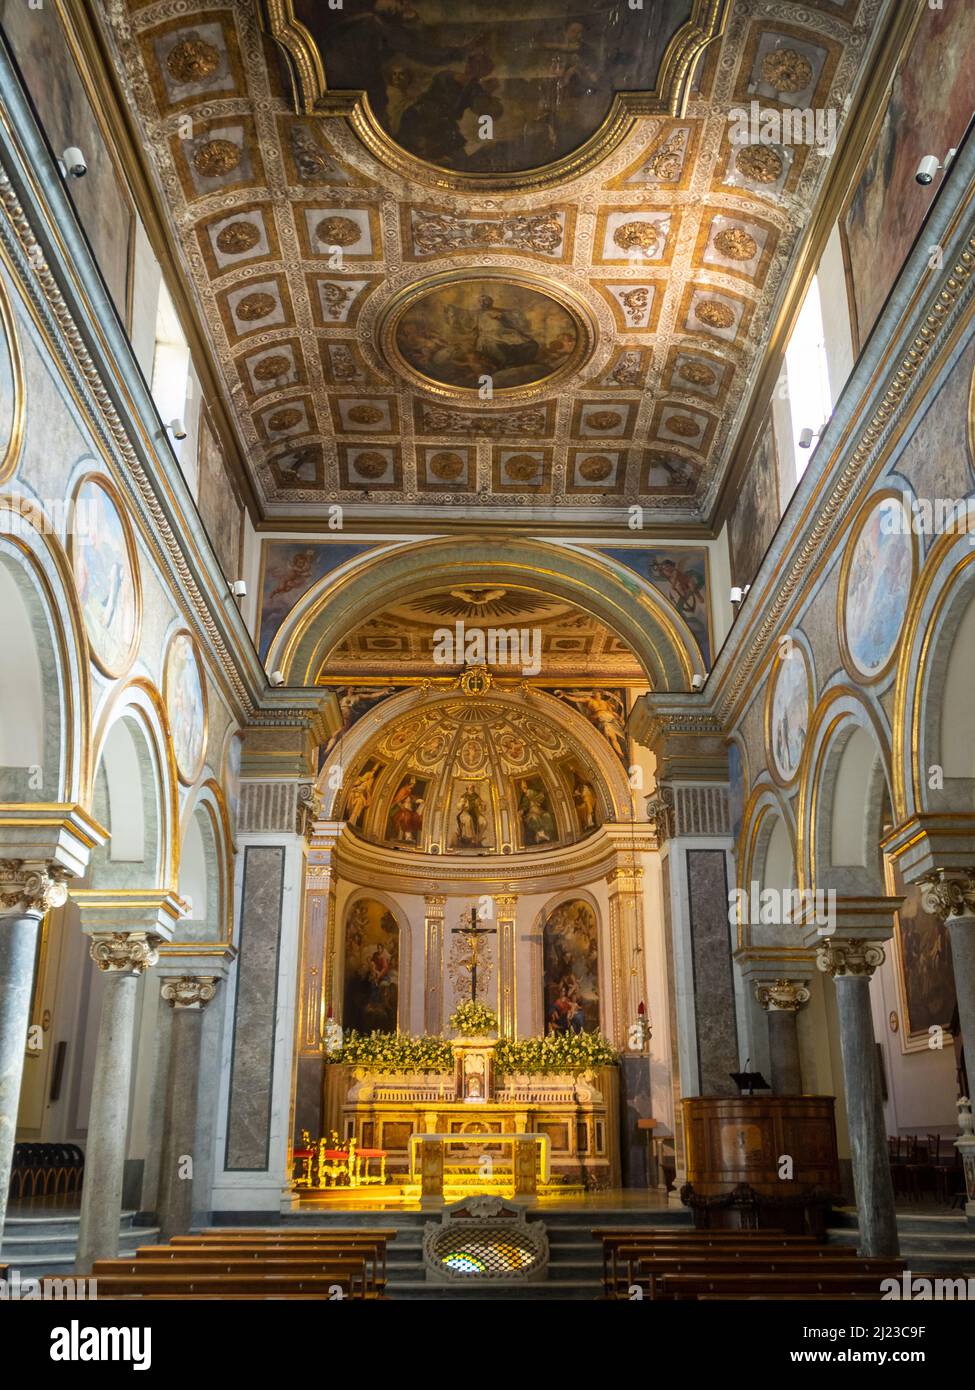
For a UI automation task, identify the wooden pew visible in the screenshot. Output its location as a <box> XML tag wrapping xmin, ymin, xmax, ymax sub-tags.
<box><xmin>657</xmin><ymin>1270</ymin><xmax>901</xmax><ymax>1301</ymax></box>
<box><xmin>90</xmin><ymin>1271</ymin><xmax>365</xmax><ymax>1298</ymax></box>
<box><xmin>619</xmin><ymin>1252</ymin><xmax>902</xmax><ymax>1301</ymax></box>
<box><xmin>142</xmin><ymin>1240</ymin><xmax>388</xmax><ymax>1285</ymax></box>
<box><xmin>94</xmin><ymin>1256</ymin><xmax>375</xmax><ymax>1294</ymax></box>
<box><xmin>592</xmin><ymin>1228</ymin><xmax>821</xmax><ymax>1296</ymax></box>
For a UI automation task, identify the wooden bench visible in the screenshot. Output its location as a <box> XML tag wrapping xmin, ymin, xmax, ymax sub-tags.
<box><xmin>89</xmin><ymin>1271</ymin><xmax>368</xmax><ymax>1299</ymax></box>
<box><xmin>145</xmin><ymin>1240</ymin><xmax>388</xmax><ymax>1284</ymax></box>
<box><xmin>619</xmin><ymin>1253</ymin><xmax>902</xmax><ymax>1301</ymax></box>
<box><xmin>593</xmin><ymin>1228</ymin><xmax>822</xmax><ymax>1295</ymax></box>
<box><xmin>656</xmin><ymin>1271</ymin><xmax>900</xmax><ymax>1301</ymax></box>
<box><xmin>117</xmin><ymin>1252</ymin><xmax>383</xmax><ymax>1296</ymax></box>
<box><xmin>606</xmin><ymin>1242</ymin><xmax>861</xmax><ymax>1297</ymax></box>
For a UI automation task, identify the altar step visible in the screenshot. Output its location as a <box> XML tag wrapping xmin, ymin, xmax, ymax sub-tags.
<box><xmin>270</xmin><ymin>1203</ymin><xmax>691</xmax><ymax>1299</ymax></box>
<box><xmin>0</xmin><ymin>1211</ymin><xmax>160</xmax><ymax>1275</ymax></box>
<box><xmin>828</xmin><ymin>1210</ymin><xmax>975</xmax><ymax>1274</ymax></box>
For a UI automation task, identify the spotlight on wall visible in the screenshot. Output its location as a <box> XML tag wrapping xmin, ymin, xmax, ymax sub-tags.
<box><xmin>168</xmin><ymin>418</ymin><xmax>187</xmax><ymax>441</ymax></box>
<box><xmin>268</xmin><ymin>669</ymin><xmax>285</xmax><ymax>687</ymax></box>
<box><xmin>60</xmin><ymin>147</ymin><xmax>88</xmax><ymax>179</ymax></box>
<box><xmin>798</xmin><ymin>426</ymin><xmax>819</xmax><ymax>450</ymax></box>
<box><xmin>730</xmin><ymin>586</ymin><xmax>743</xmax><ymax>604</ymax></box>
<box><xmin>915</xmin><ymin>149</ymin><xmax>956</xmax><ymax>186</ymax></box>
<box><xmin>231</xmin><ymin>579</ymin><xmax>247</xmax><ymax>599</ymax></box>
<box><xmin>691</xmin><ymin>673</ymin><xmax>705</xmax><ymax>691</ymax></box>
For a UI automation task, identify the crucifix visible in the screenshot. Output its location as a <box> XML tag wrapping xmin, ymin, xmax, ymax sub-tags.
<box><xmin>451</xmin><ymin>907</ymin><xmax>496</xmax><ymax>1003</ymax></box>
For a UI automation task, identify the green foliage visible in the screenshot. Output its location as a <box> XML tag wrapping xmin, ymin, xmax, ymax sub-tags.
<box><xmin>331</xmin><ymin>1029</ymin><xmax>452</xmax><ymax>1073</ymax></box>
<box><xmin>494</xmin><ymin>1031</ymin><xmax>618</xmax><ymax>1076</ymax></box>
<box><xmin>448</xmin><ymin>1000</ymin><xmax>499</xmax><ymax>1036</ymax></box>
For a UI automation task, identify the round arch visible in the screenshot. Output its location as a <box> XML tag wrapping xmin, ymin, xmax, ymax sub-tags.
<box><xmin>175</xmin><ymin>779</ymin><xmax>233</xmax><ymax>945</ymax></box>
<box><xmin>796</xmin><ymin>686</ymin><xmax>893</xmax><ymax>897</ymax></box>
<box><xmin>269</xmin><ymin>537</ymin><xmax>702</xmax><ymax>690</ymax></box>
<box><xmin>87</xmin><ymin>678</ymin><xmax>180</xmax><ymax>891</ymax></box>
<box><xmin>737</xmin><ymin>783</ymin><xmax>798</xmax><ymax>948</ymax></box>
<box><xmin>892</xmin><ymin>519</ymin><xmax>975</xmax><ymax>819</ymax></box>
<box><xmin>0</xmin><ymin>497</ymin><xmax>91</xmax><ymax>804</ymax></box>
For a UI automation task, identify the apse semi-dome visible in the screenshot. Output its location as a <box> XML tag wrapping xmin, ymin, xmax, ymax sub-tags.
<box><xmin>339</xmin><ymin>695</ymin><xmax>609</xmax><ymax>855</ymax></box>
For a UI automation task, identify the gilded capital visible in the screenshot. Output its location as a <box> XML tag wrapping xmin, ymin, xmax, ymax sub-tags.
<box><xmin>755</xmin><ymin>979</ymin><xmax>811</xmax><ymax>1013</ymax></box>
<box><xmin>89</xmin><ymin>932</ymin><xmax>161</xmax><ymax>974</ymax></box>
<box><xmin>161</xmin><ymin>975</ymin><xmax>218</xmax><ymax>1010</ymax></box>
<box><xmin>920</xmin><ymin>870</ymin><xmax>975</xmax><ymax>922</ymax></box>
<box><xmin>494</xmin><ymin>894</ymin><xmax>518</xmax><ymax>915</ymax></box>
<box><xmin>0</xmin><ymin>859</ymin><xmax>71</xmax><ymax>919</ymax></box>
<box><xmin>816</xmin><ymin>938</ymin><xmax>885</xmax><ymax>979</ymax></box>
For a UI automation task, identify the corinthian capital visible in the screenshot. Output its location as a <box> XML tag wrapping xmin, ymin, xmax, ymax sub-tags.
<box><xmin>920</xmin><ymin>870</ymin><xmax>975</xmax><ymax>922</ymax></box>
<box><xmin>161</xmin><ymin>975</ymin><xmax>218</xmax><ymax>1010</ymax></box>
<box><xmin>816</xmin><ymin>938</ymin><xmax>885</xmax><ymax>979</ymax></box>
<box><xmin>755</xmin><ymin>979</ymin><xmax>811</xmax><ymax>1013</ymax></box>
<box><xmin>0</xmin><ymin>859</ymin><xmax>71</xmax><ymax>919</ymax></box>
<box><xmin>89</xmin><ymin>932</ymin><xmax>161</xmax><ymax>974</ymax></box>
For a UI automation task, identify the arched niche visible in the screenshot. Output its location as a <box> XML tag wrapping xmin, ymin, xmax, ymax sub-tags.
<box><xmin>892</xmin><ymin>522</ymin><xmax>975</xmax><ymax>818</ymax></box>
<box><xmin>176</xmin><ymin>785</ymin><xmax>231</xmax><ymax>944</ymax></box>
<box><xmin>737</xmin><ymin>786</ymin><xmax>798</xmax><ymax>947</ymax></box>
<box><xmin>798</xmin><ymin>689</ymin><xmax>893</xmax><ymax>897</ymax></box>
<box><xmin>87</xmin><ymin>683</ymin><xmax>177</xmax><ymax>890</ymax></box>
<box><xmin>268</xmin><ymin>537</ymin><xmax>702</xmax><ymax>690</ymax></box>
<box><xmin>0</xmin><ymin>514</ymin><xmax>89</xmax><ymax>804</ymax></box>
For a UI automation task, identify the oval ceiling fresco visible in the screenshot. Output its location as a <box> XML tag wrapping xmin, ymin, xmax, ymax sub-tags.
<box><xmin>383</xmin><ymin>274</ymin><xmax>592</xmax><ymax>395</ymax></box>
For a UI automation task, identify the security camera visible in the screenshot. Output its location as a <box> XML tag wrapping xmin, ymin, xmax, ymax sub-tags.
<box><xmin>231</xmin><ymin>580</ymin><xmax>247</xmax><ymax>598</ymax></box>
<box><xmin>691</xmin><ymin>674</ymin><xmax>705</xmax><ymax>691</ymax></box>
<box><xmin>915</xmin><ymin>155</ymin><xmax>940</xmax><ymax>186</ymax></box>
<box><xmin>915</xmin><ymin>150</ymin><xmax>956</xmax><ymax>186</ymax></box>
<box><xmin>268</xmin><ymin>669</ymin><xmax>285</xmax><ymax>687</ymax></box>
<box><xmin>168</xmin><ymin>418</ymin><xmax>187</xmax><ymax>441</ymax></box>
<box><xmin>61</xmin><ymin>147</ymin><xmax>87</xmax><ymax>178</ymax></box>
<box><xmin>730</xmin><ymin>586</ymin><xmax>744</xmax><ymax>604</ymax></box>
<box><xmin>798</xmin><ymin>426</ymin><xmax>816</xmax><ymax>449</ymax></box>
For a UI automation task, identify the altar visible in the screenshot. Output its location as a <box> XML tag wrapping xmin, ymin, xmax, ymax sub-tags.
<box><xmin>321</xmin><ymin>1037</ymin><xmax>621</xmax><ymax>1197</ymax></box>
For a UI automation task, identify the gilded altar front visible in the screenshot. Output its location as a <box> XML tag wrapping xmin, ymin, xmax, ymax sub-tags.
<box><xmin>323</xmin><ymin>1061</ymin><xmax>621</xmax><ymax>1193</ymax></box>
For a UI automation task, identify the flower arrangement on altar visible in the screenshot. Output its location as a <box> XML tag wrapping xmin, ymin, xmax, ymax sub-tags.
<box><xmin>495</xmin><ymin>1031</ymin><xmax>618</xmax><ymax>1076</ymax></box>
<box><xmin>327</xmin><ymin>1027</ymin><xmax>618</xmax><ymax>1077</ymax></box>
<box><xmin>448</xmin><ymin>1000</ymin><xmax>499</xmax><ymax>1037</ymax></box>
<box><xmin>332</xmin><ymin>1029</ymin><xmax>453</xmax><ymax>1073</ymax></box>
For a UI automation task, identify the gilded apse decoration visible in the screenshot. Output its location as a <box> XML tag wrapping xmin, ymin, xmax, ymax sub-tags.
<box><xmin>381</xmin><ymin>273</ymin><xmax>593</xmax><ymax>397</ymax></box>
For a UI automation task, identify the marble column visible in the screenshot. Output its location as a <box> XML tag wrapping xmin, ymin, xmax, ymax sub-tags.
<box><xmin>817</xmin><ymin>938</ymin><xmax>898</xmax><ymax>1257</ymax></box>
<box><xmin>0</xmin><ymin>861</ymin><xmax>69</xmax><ymax>1236</ymax></box>
<box><xmin>755</xmin><ymin>979</ymin><xmax>810</xmax><ymax>1095</ymax></box>
<box><xmin>157</xmin><ymin>976</ymin><xmax>217</xmax><ymax>1239</ymax></box>
<box><xmin>76</xmin><ymin>931</ymin><xmax>161</xmax><ymax>1273</ymax></box>
<box><xmin>919</xmin><ymin>871</ymin><xmax>975</xmax><ymax>1066</ymax></box>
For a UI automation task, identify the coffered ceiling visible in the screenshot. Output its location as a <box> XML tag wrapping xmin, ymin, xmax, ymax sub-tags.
<box><xmin>98</xmin><ymin>0</ymin><xmax>886</xmax><ymax>528</ymax></box>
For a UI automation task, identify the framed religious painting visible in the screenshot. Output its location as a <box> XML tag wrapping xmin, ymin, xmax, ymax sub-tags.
<box><xmin>764</xmin><ymin>635</ymin><xmax>813</xmax><ymax>789</ymax></box>
<box><xmin>164</xmin><ymin>629</ymin><xmax>209</xmax><ymax>786</ymax></box>
<box><xmin>838</xmin><ymin>489</ymin><xmax>917</xmax><ymax>684</ymax></box>
<box><xmin>68</xmin><ymin>471</ymin><xmax>143</xmax><ymax>679</ymax></box>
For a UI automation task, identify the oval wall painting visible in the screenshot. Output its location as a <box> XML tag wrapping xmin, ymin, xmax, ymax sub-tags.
<box><xmin>165</xmin><ymin>631</ymin><xmax>207</xmax><ymax>785</ymax></box>
<box><xmin>71</xmin><ymin>475</ymin><xmax>141</xmax><ymax>677</ymax></box>
<box><xmin>843</xmin><ymin>495</ymin><xmax>914</xmax><ymax>679</ymax></box>
<box><xmin>0</xmin><ymin>281</ymin><xmax>24</xmax><ymax>484</ymax></box>
<box><xmin>769</xmin><ymin>648</ymin><xmax>809</xmax><ymax>783</ymax></box>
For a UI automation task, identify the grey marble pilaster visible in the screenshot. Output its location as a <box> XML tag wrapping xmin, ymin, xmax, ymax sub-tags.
<box><xmin>157</xmin><ymin>977</ymin><xmax>217</xmax><ymax>1239</ymax></box>
<box><xmin>686</xmin><ymin>849</ymin><xmax>739</xmax><ymax>1094</ymax></box>
<box><xmin>0</xmin><ymin>861</ymin><xmax>70</xmax><ymax>1238</ymax></box>
<box><xmin>818</xmin><ymin>939</ymin><xmax>898</xmax><ymax>1258</ymax></box>
<box><xmin>225</xmin><ymin>846</ymin><xmax>285</xmax><ymax>1170</ymax></box>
